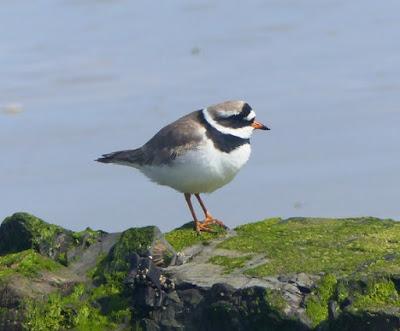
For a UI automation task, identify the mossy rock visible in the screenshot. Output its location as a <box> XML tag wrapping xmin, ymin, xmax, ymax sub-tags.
<box><xmin>208</xmin><ymin>255</ymin><xmax>252</xmax><ymax>274</ymax></box>
<box><xmin>0</xmin><ymin>212</ymin><xmax>70</xmax><ymax>256</ymax></box>
<box><xmin>0</xmin><ymin>213</ymin><xmax>105</xmax><ymax>266</ymax></box>
<box><xmin>218</xmin><ymin>217</ymin><xmax>400</xmax><ymax>277</ymax></box>
<box><xmin>165</xmin><ymin>221</ymin><xmax>227</xmax><ymax>252</ymax></box>
<box><xmin>2</xmin><ymin>213</ymin><xmax>400</xmax><ymax>331</ymax></box>
<box><xmin>94</xmin><ymin>226</ymin><xmax>176</xmax><ymax>284</ymax></box>
<box><xmin>309</xmin><ymin>276</ymin><xmax>400</xmax><ymax>330</ymax></box>
<box><xmin>0</xmin><ymin>249</ymin><xmax>61</xmax><ymax>281</ymax></box>
<box><xmin>0</xmin><ymin>213</ymin><xmax>129</xmax><ymax>331</ymax></box>
<box><xmin>23</xmin><ymin>283</ymin><xmax>129</xmax><ymax>331</ymax></box>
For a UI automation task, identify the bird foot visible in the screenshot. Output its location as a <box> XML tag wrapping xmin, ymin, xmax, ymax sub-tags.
<box><xmin>203</xmin><ymin>213</ymin><xmax>227</xmax><ymax>229</ymax></box>
<box><xmin>194</xmin><ymin>214</ymin><xmax>227</xmax><ymax>233</ymax></box>
<box><xmin>194</xmin><ymin>220</ymin><xmax>214</xmax><ymax>233</ymax></box>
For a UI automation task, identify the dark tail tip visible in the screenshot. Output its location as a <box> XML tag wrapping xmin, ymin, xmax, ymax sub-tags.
<box><xmin>95</xmin><ymin>156</ymin><xmax>111</xmax><ymax>163</ymax></box>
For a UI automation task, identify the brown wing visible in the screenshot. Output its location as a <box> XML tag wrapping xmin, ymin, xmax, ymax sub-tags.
<box><xmin>96</xmin><ymin>111</ymin><xmax>204</xmax><ymax>167</ymax></box>
<box><xmin>141</xmin><ymin>110</ymin><xmax>204</xmax><ymax>165</ymax></box>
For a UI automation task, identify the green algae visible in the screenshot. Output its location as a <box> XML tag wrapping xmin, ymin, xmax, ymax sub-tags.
<box><xmin>88</xmin><ymin>226</ymin><xmax>158</xmax><ymax>327</ymax></box>
<box><xmin>23</xmin><ymin>280</ymin><xmax>131</xmax><ymax>331</ymax></box>
<box><xmin>0</xmin><ymin>213</ymin><xmax>105</xmax><ymax>267</ymax></box>
<box><xmin>3</xmin><ymin>213</ymin><xmax>400</xmax><ymax>330</ymax></box>
<box><xmin>165</xmin><ymin>221</ymin><xmax>227</xmax><ymax>251</ymax></box>
<box><xmin>208</xmin><ymin>255</ymin><xmax>252</xmax><ymax>274</ymax></box>
<box><xmin>0</xmin><ymin>212</ymin><xmax>67</xmax><ymax>256</ymax></box>
<box><xmin>17</xmin><ymin>248</ymin><xmax>131</xmax><ymax>331</ymax></box>
<box><xmin>72</xmin><ymin>227</ymin><xmax>104</xmax><ymax>247</ymax></box>
<box><xmin>91</xmin><ymin>283</ymin><xmax>131</xmax><ymax>323</ymax></box>
<box><xmin>217</xmin><ymin>217</ymin><xmax>400</xmax><ymax>277</ymax></box>
<box><xmin>0</xmin><ymin>214</ymin><xmax>134</xmax><ymax>330</ymax></box>
<box><xmin>305</xmin><ymin>276</ymin><xmax>400</xmax><ymax>327</ymax></box>
<box><xmin>264</xmin><ymin>288</ymin><xmax>288</xmax><ymax>313</ymax></box>
<box><xmin>352</xmin><ymin>278</ymin><xmax>400</xmax><ymax>311</ymax></box>
<box><xmin>305</xmin><ymin>274</ymin><xmax>337</xmax><ymax>326</ymax></box>
<box><xmin>23</xmin><ymin>283</ymin><xmax>121</xmax><ymax>331</ymax></box>
<box><xmin>94</xmin><ymin>226</ymin><xmax>156</xmax><ymax>284</ymax></box>
<box><xmin>336</xmin><ymin>280</ymin><xmax>350</xmax><ymax>305</ymax></box>
<box><xmin>0</xmin><ymin>249</ymin><xmax>60</xmax><ymax>280</ymax></box>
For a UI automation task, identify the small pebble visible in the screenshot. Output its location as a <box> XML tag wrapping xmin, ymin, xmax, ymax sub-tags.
<box><xmin>1</xmin><ymin>103</ymin><xmax>24</xmax><ymax>115</ymax></box>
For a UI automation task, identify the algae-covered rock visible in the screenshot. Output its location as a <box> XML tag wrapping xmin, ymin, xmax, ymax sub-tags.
<box><xmin>217</xmin><ymin>217</ymin><xmax>400</xmax><ymax>277</ymax></box>
<box><xmin>2</xmin><ymin>213</ymin><xmax>400</xmax><ymax>331</ymax></box>
<box><xmin>155</xmin><ymin>217</ymin><xmax>400</xmax><ymax>331</ymax></box>
<box><xmin>0</xmin><ymin>213</ymin><xmax>122</xmax><ymax>331</ymax></box>
<box><xmin>0</xmin><ymin>212</ymin><xmax>106</xmax><ymax>267</ymax></box>
<box><xmin>0</xmin><ymin>212</ymin><xmax>72</xmax><ymax>259</ymax></box>
<box><xmin>0</xmin><ymin>214</ymin><xmax>178</xmax><ymax>331</ymax></box>
<box><xmin>0</xmin><ymin>249</ymin><xmax>81</xmax><ymax>331</ymax></box>
<box><xmin>317</xmin><ymin>276</ymin><xmax>400</xmax><ymax>330</ymax></box>
<box><xmin>165</xmin><ymin>221</ymin><xmax>227</xmax><ymax>252</ymax></box>
<box><xmin>127</xmin><ymin>264</ymin><xmax>309</xmax><ymax>331</ymax></box>
<box><xmin>95</xmin><ymin>226</ymin><xmax>177</xmax><ymax>283</ymax></box>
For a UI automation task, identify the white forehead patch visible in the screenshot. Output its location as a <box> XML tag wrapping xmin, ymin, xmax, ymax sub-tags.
<box><xmin>202</xmin><ymin>108</ymin><xmax>254</xmax><ymax>139</ymax></box>
<box><xmin>245</xmin><ymin>110</ymin><xmax>256</xmax><ymax>121</ymax></box>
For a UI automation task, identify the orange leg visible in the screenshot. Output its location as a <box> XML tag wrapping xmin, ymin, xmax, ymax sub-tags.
<box><xmin>194</xmin><ymin>193</ymin><xmax>226</xmax><ymax>228</ymax></box>
<box><xmin>184</xmin><ymin>193</ymin><xmax>213</xmax><ymax>233</ymax></box>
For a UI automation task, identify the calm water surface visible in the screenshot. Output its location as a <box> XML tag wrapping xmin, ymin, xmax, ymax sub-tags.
<box><xmin>1</xmin><ymin>0</ymin><xmax>399</xmax><ymax>232</ymax></box>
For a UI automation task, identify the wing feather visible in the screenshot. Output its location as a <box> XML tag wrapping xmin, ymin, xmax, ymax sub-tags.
<box><xmin>96</xmin><ymin>110</ymin><xmax>204</xmax><ymax>167</ymax></box>
<box><xmin>142</xmin><ymin>110</ymin><xmax>204</xmax><ymax>165</ymax></box>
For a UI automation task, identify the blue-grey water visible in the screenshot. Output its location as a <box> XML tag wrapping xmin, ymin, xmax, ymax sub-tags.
<box><xmin>1</xmin><ymin>0</ymin><xmax>399</xmax><ymax>232</ymax></box>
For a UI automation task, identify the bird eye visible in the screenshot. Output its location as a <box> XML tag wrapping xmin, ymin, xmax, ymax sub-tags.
<box><xmin>214</xmin><ymin>104</ymin><xmax>255</xmax><ymax>128</ymax></box>
<box><xmin>228</xmin><ymin>114</ymin><xmax>245</xmax><ymax>122</ymax></box>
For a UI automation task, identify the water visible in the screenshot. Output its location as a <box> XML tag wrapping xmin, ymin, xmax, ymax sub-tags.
<box><xmin>1</xmin><ymin>0</ymin><xmax>399</xmax><ymax>232</ymax></box>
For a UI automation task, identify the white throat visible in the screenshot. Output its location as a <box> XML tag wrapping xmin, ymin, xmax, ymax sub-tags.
<box><xmin>202</xmin><ymin>108</ymin><xmax>254</xmax><ymax>139</ymax></box>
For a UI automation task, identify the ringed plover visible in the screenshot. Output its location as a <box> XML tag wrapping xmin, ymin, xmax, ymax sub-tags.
<box><xmin>97</xmin><ymin>100</ymin><xmax>269</xmax><ymax>232</ymax></box>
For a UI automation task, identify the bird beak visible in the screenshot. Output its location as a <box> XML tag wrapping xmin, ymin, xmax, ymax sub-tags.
<box><xmin>251</xmin><ymin>120</ymin><xmax>270</xmax><ymax>130</ymax></box>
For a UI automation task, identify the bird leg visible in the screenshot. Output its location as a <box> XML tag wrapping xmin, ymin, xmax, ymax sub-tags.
<box><xmin>194</xmin><ymin>194</ymin><xmax>226</xmax><ymax>229</ymax></box>
<box><xmin>184</xmin><ymin>193</ymin><xmax>213</xmax><ymax>233</ymax></box>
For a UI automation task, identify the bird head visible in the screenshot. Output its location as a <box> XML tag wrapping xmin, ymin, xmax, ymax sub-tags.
<box><xmin>202</xmin><ymin>100</ymin><xmax>269</xmax><ymax>139</ymax></box>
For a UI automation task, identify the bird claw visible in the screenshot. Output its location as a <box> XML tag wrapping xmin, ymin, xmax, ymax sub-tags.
<box><xmin>194</xmin><ymin>221</ymin><xmax>214</xmax><ymax>233</ymax></box>
<box><xmin>193</xmin><ymin>216</ymin><xmax>227</xmax><ymax>233</ymax></box>
<box><xmin>204</xmin><ymin>214</ymin><xmax>227</xmax><ymax>229</ymax></box>
<box><xmin>209</xmin><ymin>218</ymin><xmax>227</xmax><ymax>229</ymax></box>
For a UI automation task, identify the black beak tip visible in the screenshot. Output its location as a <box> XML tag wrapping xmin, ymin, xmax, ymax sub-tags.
<box><xmin>263</xmin><ymin>125</ymin><xmax>270</xmax><ymax>131</ymax></box>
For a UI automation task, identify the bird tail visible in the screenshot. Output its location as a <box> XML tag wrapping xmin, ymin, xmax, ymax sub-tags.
<box><xmin>96</xmin><ymin>148</ymin><xmax>145</xmax><ymax>167</ymax></box>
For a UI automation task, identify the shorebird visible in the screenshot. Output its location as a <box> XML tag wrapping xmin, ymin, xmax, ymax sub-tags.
<box><xmin>97</xmin><ymin>101</ymin><xmax>269</xmax><ymax>232</ymax></box>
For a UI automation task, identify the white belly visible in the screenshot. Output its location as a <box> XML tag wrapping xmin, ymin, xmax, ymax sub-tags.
<box><xmin>140</xmin><ymin>140</ymin><xmax>251</xmax><ymax>193</ymax></box>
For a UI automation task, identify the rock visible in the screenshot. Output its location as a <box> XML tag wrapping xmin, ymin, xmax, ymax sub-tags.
<box><xmin>390</xmin><ymin>275</ymin><xmax>400</xmax><ymax>292</ymax></box>
<box><xmin>328</xmin><ymin>300</ymin><xmax>339</xmax><ymax>320</ymax></box>
<box><xmin>0</xmin><ymin>213</ymin><xmax>120</xmax><ymax>331</ymax></box>
<box><xmin>291</xmin><ymin>273</ymin><xmax>316</xmax><ymax>294</ymax></box>
<box><xmin>0</xmin><ymin>212</ymin><xmax>106</xmax><ymax>266</ymax></box>
<box><xmin>97</xmin><ymin>226</ymin><xmax>177</xmax><ymax>280</ymax></box>
<box><xmin>322</xmin><ymin>310</ymin><xmax>400</xmax><ymax>331</ymax></box>
<box><xmin>150</xmin><ymin>228</ymin><xmax>178</xmax><ymax>267</ymax></box>
<box><xmin>0</xmin><ymin>270</ymin><xmax>81</xmax><ymax>331</ymax></box>
<box><xmin>3</xmin><ymin>213</ymin><xmax>400</xmax><ymax>331</ymax></box>
<box><xmin>0</xmin><ymin>212</ymin><xmax>73</xmax><ymax>260</ymax></box>
<box><xmin>126</xmin><ymin>259</ymin><xmax>310</xmax><ymax>331</ymax></box>
<box><xmin>128</xmin><ymin>253</ymin><xmax>162</xmax><ymax>288</ymax></box>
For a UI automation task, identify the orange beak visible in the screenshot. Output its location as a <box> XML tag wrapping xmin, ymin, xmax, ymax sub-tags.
<box><xmin>251</xmin><ymin>120</ymin><xmax>270</xmax><ymax>130</ymax></box>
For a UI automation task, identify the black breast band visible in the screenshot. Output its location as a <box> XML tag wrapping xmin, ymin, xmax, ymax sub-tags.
<box><xmin>198</xmin><ymin>111</ymin><xmax>250</xmax><ymax>153</ymax></box>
